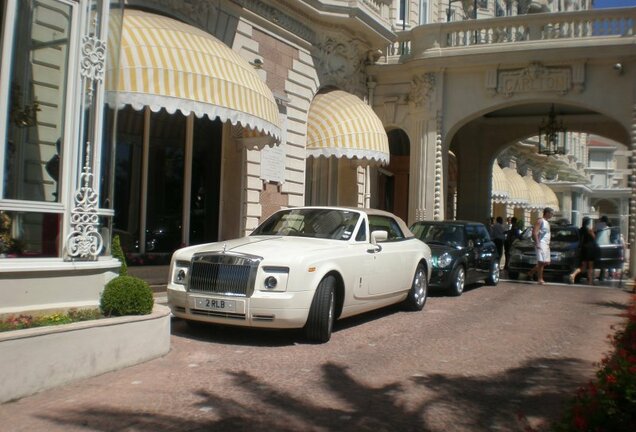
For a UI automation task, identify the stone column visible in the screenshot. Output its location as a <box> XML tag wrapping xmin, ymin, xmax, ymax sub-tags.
<box><xmin>629</xmin><ymin>102</ymin><xmax>636</xmax><ymax>277</ymax></box>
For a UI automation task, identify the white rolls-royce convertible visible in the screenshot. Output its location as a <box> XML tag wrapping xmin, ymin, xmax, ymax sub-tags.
<box><xmin>167</xmin><ymin>207</ymin><xmax>432</xmax><ymax>342</ymax></box>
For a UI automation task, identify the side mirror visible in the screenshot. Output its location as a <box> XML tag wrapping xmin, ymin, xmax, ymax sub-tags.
<box><xmin>371</xmin><ymin>230</ymin><xmax>388</xmax><ymax>244</ymax></box>
<box><xmin>368</xmin><ymin>230</ymin><xmax>388</xmax><ymax>252</ymax></box>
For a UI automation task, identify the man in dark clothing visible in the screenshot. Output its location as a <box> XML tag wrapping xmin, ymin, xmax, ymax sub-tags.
<box><xmin>491</xmin><ymin>216</ymin><xmax>506</xmax><ymax>262</ymax></box>
<box><xmin>504</xmin><ymin>216</ymin><xmax>521</xmax><ymax>271</ymax></box>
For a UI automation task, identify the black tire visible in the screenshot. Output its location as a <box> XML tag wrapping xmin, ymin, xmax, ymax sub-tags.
<box><xmin>304</xmin><ymin>276</ymin><xmax>336</xmax><ymax>343</ymax></box>
<box><xmin>403</xmin><ymin>263</ymin><xmax>428</xmax><ymax>311</ymax></box>
<box><xmin>448</xmin><ymin>265</ymin><xmax>466</xmax><ymax>297</ymax></box>
<box><xmin>486</xmin><ymin>259</ymin><xmax>500</xmax><ymax>286</ymax></box>
<box><xmin>507</xmin><ymin>271</ymin><xmax>519</xmax><ymax>280</ymax></box>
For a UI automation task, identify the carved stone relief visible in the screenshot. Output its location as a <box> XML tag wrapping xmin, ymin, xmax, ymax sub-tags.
<box><xmin>486</xmin><ymin>62</ymin><xmax>585</xmax><ymax>97</ymax></box>
<box><xmin>314</xmin><ymin>35</ymin><xmax>367</xmax><ymax>95</ymax></box>
<box><xmin>409</xmin><ymin>73</ymin><xmax>436</xmax><ymax>108</ymax></box>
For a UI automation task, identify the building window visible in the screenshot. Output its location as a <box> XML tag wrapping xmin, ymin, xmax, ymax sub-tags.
<box><xmin>420</xmin><ymin>0</ymin><xmax>429</xmax><ymax>24</ymax></box>
<box><xmin>2</xmin><ymin>0</ymin><xmax>72</xmax><ymax>203</ymax></box>
<box><xmin>0</xmin><ymin>0</ymin><xmax>76</xmax><ymax>258</ymax></box>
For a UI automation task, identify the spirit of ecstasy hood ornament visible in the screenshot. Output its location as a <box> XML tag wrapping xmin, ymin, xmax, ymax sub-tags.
<box><xmin>222</xmin><ymin>243</ymin><xmax>227</xmax><ymax>253</ymax></box>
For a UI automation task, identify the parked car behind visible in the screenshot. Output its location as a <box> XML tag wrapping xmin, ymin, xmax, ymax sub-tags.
<box><xmin>409</xmin><ymin>220</ymin><xmax>500</xmax><ymax>296</ymax></box>
<box><xmin>507</xmin><ymin>222</ymin><xmax>626</xmax><ymax>283</ymax></box>
<box><xmin>167</xmin><ymin>207</ymin><xmax>432</xmax><ymax>343</ymax></box>
<box><xmin>507</xmin><ymin>222</ymin><xmax>579</xmax><ymax>282</ymax></box>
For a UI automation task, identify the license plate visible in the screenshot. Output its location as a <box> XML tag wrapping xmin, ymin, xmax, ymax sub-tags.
<box><xmin>194</xmin><ymin>297</ymin><xmax>236</xmax><ymax>312</ymax></box>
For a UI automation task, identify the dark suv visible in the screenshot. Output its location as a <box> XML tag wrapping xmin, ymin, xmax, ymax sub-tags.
<box><xmin>409</xmin><ymin>220</ymin><xmax>499</xmax><ymax>296</ymax></box>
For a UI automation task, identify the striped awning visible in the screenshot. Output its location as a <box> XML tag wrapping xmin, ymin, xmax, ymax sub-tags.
<box><xmin>306</xmin><ymin>90</ymin><xmax>389</xmax><ymax>165</ymax></box>
<box><xmin>502</xmin><ymin>167</ymin><xmax>529</xmax><ymax>207</ymax></box>
<box><xmin>491</xmin><ymin>163</ymin><xmax>510</xmax><ymax>203</ymax></box>
<box><xmin>539</xmin><ymin>183</ymin><xmax>560</xmax><ymax>212</ymax></box>
<box><xmin>523</xmin><ymin>175</ymin><xmax>546</xmax><ymax>210</ymax></box>
<box><xmin>105</xmin><ymin>10</ymin><xmax>281</xmax><ymax>141</ymax></box>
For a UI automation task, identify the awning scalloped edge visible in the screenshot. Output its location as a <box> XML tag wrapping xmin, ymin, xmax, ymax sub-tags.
<box><xmin>106</xmin><ymin>92</ymin><xmax>281</xmax><ymax>143</ymax></box>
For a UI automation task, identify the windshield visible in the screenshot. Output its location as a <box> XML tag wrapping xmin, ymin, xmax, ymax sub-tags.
<box><xmin>551</xmin><ymin>227</ymin><xmax>579</xmax><ymax>243</ymax></box>
<box><xmin>411</xmin><ymin>223</ymin><xmax>465</xmax><ymax>246</ymax></box>
<box><xmin>252</xmin><ymin>208</ymin><xmax>361</xmax><ymax>240</ymax></box>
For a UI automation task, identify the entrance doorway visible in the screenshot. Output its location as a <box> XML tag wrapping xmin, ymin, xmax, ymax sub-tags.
<box><xmin>378</xmin><ymin>129</ymin><xmax>410</xmax><ymax>222</ymax></box>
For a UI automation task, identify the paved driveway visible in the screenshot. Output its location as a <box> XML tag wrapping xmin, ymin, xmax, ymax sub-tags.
<box><xmin>1</xmin><ymin>280</ymin><xmax>632</xmax><ymax>432</ymax></box>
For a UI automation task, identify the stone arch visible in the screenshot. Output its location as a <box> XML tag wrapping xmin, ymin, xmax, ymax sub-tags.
<box><xmin>444</xmin><ymin>97</ymin><xmax>631</xmax><ymax>224</ymax></box>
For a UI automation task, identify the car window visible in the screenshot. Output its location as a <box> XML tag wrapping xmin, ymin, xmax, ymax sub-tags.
<box><xmin>465</xmin><ymin>225</ymin><xmax>478</xmax><ymax>242</ymax></box>
<box><xmin>474</xmin><ymin>225</ymin><xmax>490</xmax><ymax>242</ymax></box>
<box><xmin>368</xmin><ymin>215</ymin><xmax>405</xmax><ymax>241</ymax></box>
<box><xmin>252</xmin><ymin>208</ymin><xmax>360</xmax><ymax>240</ymax></box>
<box><xmin>410</xmin><ymin>223</ymin><xmax>464</xmax><ymax>246</ymax></box>
<box><xmin>355</xmin><ymin>220</ymin><xmax>367</xmax><ymax>242</ymax></box>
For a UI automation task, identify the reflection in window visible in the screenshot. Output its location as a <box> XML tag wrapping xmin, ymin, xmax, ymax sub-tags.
<box><xmin>0</xmin><ymin>210</ymin><xmax>61</xmax><ymax>257</ymax></box>
<box><xmin>145</xmin><ymin>109</ymin><xmax>185</xmax><ymax>253</ymax></box>
<box><xmin>3</xmin><ymin>0</ymin><xmax>71</xmax><ymax>203</ymax></box>
<box><xmin>190</xmin><ymin>117</ymin><xmax>222</xmax><ymax>245</ymax></box>
<box><xmin>113</xmin><ymin>107</ymin><xmax>144</xmax><ymax>252</ymax></box>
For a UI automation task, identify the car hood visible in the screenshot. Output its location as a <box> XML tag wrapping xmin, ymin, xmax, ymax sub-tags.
<box><xmin>511</xmin><ymin>239</ymin><xmax>578</xmax><ymax>252</ymax></box>
<box><xmin>174</xmin><ymin>235</ymin><xmax>341</xmax><ymax>261</ymax></box>
<box><xmin>426</xmin><ymin>242</ymin><xmax>459</xmax><ymax>256</ymax></box>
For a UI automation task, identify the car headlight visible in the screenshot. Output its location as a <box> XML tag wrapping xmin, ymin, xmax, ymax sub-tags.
<box><xmin>259</xmin><ymin>266</ymin><xmax>289</xmax><ymax>292</ymax></box>
<box><xmin>435</xmin><ymin>253</ymin><xmax>453</xmax><ymax>269</ymax></box>
<box><xmin>172</xmin><ymin>260</ymin><xmax>190</xmax><ymax>285</ymax></box>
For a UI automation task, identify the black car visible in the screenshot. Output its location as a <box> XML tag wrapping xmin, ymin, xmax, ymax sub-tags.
<box><xmin>409</xmin><ymin>220</ymin><xmax>500</xmax><ymax>296</ymax></box>
<box><xmin>595</xmin><ymin>226</ymin><xmax>625</xmax><ymax>279</ymax></box>
<box><xmin>507</xmin><ymin>223</ymin><xmax>579</xmax><ymax>281</ymax></box>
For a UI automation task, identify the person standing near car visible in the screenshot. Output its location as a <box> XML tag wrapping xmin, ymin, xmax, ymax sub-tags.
<box><xmin>527</xmin><ymin>207</ymin><xmax>554</xmax><ymax>285</ymax></box>
<box><xmin>568</xmin><ymin>216</ymin><xmax>597</xmax><ymax>285</ymax></box>
<box><xmin>504</xmin><ymin>216</ymin><xmax>521</xmax><ymax>271</ymax></box>
<box><xmin>491</xmin><ymin>216</ymin><xmax>506</xmax><ymax>264</ymax></box>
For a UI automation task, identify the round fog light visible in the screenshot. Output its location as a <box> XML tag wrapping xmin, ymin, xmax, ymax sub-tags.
<box><xmin>264</xmin><ymin>276</ymin><xmax>278</xmax><ymax>289</ymax></box>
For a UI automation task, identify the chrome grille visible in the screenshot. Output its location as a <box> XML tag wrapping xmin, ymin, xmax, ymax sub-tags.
<box><xmin>188</xmin><ymin>252</ymin><xmax>261</xmax><ymax>297</ymax></box>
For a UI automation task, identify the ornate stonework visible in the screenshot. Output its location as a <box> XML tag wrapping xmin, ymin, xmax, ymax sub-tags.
<box><xmin>409</xmin><ymin>73</ymin><xmax>436</xmax><ymax>108</ymax></box>
<box><xmin>434</xmin><ymin>113</ymin><xmax>443</xmax><ymax>220</ymax></box>
<box><xmin>487</xmin><ymin>62</ymin><xmax>585</xmax><ymax>97</ymax></box>
<box><xmin>235</xmin><ymin>0</ymin><xmax>315</xmax><ymax>41</ymax></box>
<box><xmin>315</xmin><ymin>36</ymin><xmax>367</xmax><ymax>94</ymax></box>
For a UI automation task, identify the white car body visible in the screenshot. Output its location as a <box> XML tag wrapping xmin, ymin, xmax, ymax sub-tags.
<box><xmin>167</xmin><ymin>207</ymin><xmax>432</xmax><ymax>342</ymax></box>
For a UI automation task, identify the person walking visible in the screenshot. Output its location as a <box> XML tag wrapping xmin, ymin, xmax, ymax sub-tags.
<box><xmin>568</xmin><ymin>216</ymin><xmax>597</xmax><ymax>285</ymax></box>
<box><xmin>491</xmin><ymin>216</ymin><xmax>506</xmax><ymax>264</ymax></box>
<box><xmin>504</xmin><ymin>216</ymin><xmax>521</xmax><ymax>271</ymax></box>
<box><xmin>527</xmin><ymin>207</ymin><xmax>554</xmax><ymax>285</ymax></box>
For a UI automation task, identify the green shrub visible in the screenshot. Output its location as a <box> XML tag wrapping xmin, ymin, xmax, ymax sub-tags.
<box><xmin>100</xmin><ymin>275</ymin><xmax>154</xmax><ymax>316</ymax></box>
<box><xmin>111</xmin><ymin>234</ymin><xmax>128</xmax><ymax>276</ymax></box>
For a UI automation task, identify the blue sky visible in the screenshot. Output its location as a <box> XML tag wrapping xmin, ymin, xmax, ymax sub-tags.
<box><xmin>593</xmin><ymin>0</ymin><xmax>636</xmax><ymax>8</ymax></box>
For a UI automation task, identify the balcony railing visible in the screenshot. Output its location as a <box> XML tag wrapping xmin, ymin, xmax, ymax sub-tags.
<box><xmin>382</xmin><ymin>8</ymin><xmax>636</xmax><ymax>62</ymax></box>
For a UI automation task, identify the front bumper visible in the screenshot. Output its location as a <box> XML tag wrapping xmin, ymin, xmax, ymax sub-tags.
<box><xmin>508</xmin><ymin>252</ymin><xmax>576</xmax><ymax>274</ymax></box>
<box><xmin>167</xmin><ymin>284</ymin><xmax>315</xmax><ymax>329</ymax></box>
<box><xmin>429</xmin><ymin>268</ymin><xmax>452</xmax><ymax>289</ymax></box>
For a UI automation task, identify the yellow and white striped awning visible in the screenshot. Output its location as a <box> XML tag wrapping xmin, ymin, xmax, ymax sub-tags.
<box><xmin>502</xmin><ymin>167</ymin><xmax>529</xmax><ymax>207</ymax></box>
<box><xmin>105</xmin><ymin>10</ymin><xmax>281</xmax><ymax>141</ymax></box>
<box><xmin>523</xmin><ymin>175</ymin><xmax>546</xmax><ymax>210</ymax></box>
<box><xmin>491</xmin><ymin>163</ymin><xmax>510</xmax><ymax>203</ymax></box>
<box><xmin>306</xmin><ymin>90</ymin><xmax>389</xmax><ymax>165</ymax></box>
<box><xmin>540</xmin><ymin>183</ymin><xmax>560</xmax><ymax>212</ymax></box>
